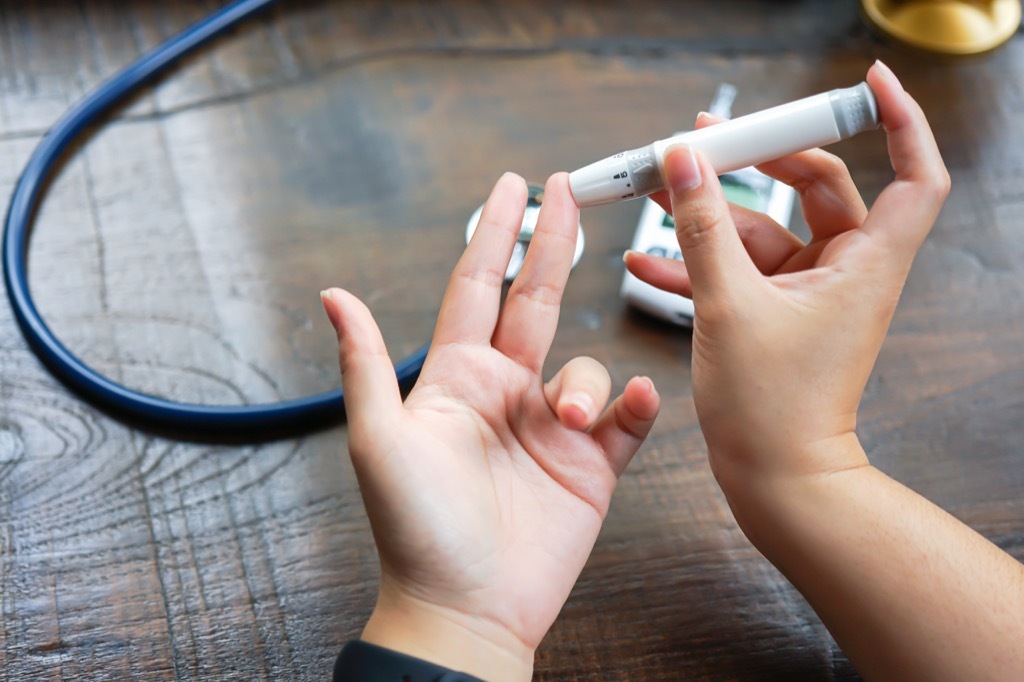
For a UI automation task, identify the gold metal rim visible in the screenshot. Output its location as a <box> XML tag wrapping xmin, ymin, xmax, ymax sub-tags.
<box><xmin>861</xmin><ymin>0</ymin><xmax>1022</xmax><ymax>55</ymax></box>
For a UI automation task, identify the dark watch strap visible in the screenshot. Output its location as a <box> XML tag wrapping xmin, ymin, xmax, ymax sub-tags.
<box><xmin>333</xmin><ymin>640</ymin><xmax>486</xmax><ymax>682</ymax></box>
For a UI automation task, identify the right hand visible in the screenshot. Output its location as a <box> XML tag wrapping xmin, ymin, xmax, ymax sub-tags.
<box><xmin>626</xmin><ymin>61</ymin><xmax>950</xmax><ymax>490</ymax></box>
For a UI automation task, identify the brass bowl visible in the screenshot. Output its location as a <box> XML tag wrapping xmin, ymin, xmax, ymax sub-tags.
<box><xmin>861</xmin><ymin>0</ymin><xmax>1022</xmax><ymax>56</ymax></box>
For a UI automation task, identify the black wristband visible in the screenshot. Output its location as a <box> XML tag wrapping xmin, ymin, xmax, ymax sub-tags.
<box><xmin>333</xmin><ymin>640</ymin><xmax>486</xmax><ymax>682</ymax></box>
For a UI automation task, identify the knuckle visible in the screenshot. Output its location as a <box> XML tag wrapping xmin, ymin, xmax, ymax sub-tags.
<box><xmin>819</xmin><ymin>153</ymin><xmax>853</xmax><ymax>185</ymax></box>
<box><xmin>614</xmin><ymin>402</ymin><xmax>645</xmax><ymax>440</ymax></box>
<box><xmin>789</xmin><ymin>152</ymin><xmax>850</xmax><ymax>196</ymax></box>
<box><xmin>572</xmin><ymin>355</ymin><xmax>604</xmax><ymax>372</ymax></box>
<box><xmin>692</xmin><ymin>300</ymin><xmax>726</xmax><ymax>328</ymax></box>
<box><xmin>558</xmin><ymin>359</ymin><xmax>611</xmax><ymax>410</ymax></box>
<box><xmin>674</xmin><ymin>201</ymin><xmax>724</xmax><ymax>248</ymax></box>
<box><xmin>511</xmin><ymin>280</ymin><xmax>563</xmax><ymax>308</ymax></box>
<box><xmin>932</xmin><ymin>168</ymin><xmax>952</xmax><ymax>201</ymax></box>
<box><xmin>693</xmin><ymin>294</ymin><xmax>742</xmax><ymax>328</ymax></box>
<box><xmin>567</xmin><ymin>355</ymin><xmax>609</xmax><ymax>386</ymax></box>
<box><xmin>453</xmin><ymin>265</ymin><xmax>506</xmax><ymax>290</ymax></box>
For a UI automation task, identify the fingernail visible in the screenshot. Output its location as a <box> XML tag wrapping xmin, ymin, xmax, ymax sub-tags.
<box><xmin>695</xmin><ymin>111</ymin><xmax>723</xmax><ymax>124</ymax></box>
<box><xmin>569</xmin><ymin>392</ymin><xmax>594</xmax><ymax>419</ymax></box>
<box><xmin>320</xmin><ymin>289</ymin><xmax>341</xmax><ymax>333</ymax></box>
<box><xmin>665</xmin><ymin>145</ymin><xmax>702</xmax><ymax>193</ymax></box>
<box><xmin>873</xmin><ymin>59</ymin><xmax>902</xmax><ymax>89</ymax></box>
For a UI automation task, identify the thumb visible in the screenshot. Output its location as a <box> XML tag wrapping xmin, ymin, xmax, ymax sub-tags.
<box><xmin>664</xmin><ymin>145</ymin><xmax>755</xmax><ymax>303</ymax></box>
<box><xmin>320</xmin><ymin>288</ymin><xmax>403</xmax><ymax>441</ymax></box>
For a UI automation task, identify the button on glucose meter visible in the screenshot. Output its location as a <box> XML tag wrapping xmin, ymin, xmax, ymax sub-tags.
<box><xmin>465</xmin><ymin>182</ymin><xmax>585</xmax><ymax>281</ymax></box>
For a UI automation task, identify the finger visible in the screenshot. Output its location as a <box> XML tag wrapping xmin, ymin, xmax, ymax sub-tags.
<box><xmin>543</xmin><ymin>356</ymin><xmax>612</xmax><ymax>431</ymax></box>
<box><xmin>754</xmin><ymin>150</ymin><xmax>868</xmax><ymax>241</ymax></box>
<box><xmin>321</xmin><ymin>288</ymin><xmax>403</xmax><ymax>442</ymax></box>
<box><xmin>694</xmin><ymin>111</ymin><xmax>725</xmax><ymax>129</ymax></box>
<box><xmin>492</xmin><ymin>172</ymin><xmax>579</xmax><ymax>372</ymax></box>
<box><xmin>862</xmin><ymin>61</ymin><xmax>951</xmax><ymax>269</ymax></box>
<box><xmin>626</xmin><ymin>208</ymin><xmax>803</xmax><ymax>297</ymax></box>
<box><xmin>590</xmin><ymin>376</ymin><xmax>661</xmax><ymax>477</ymax></box>
<box><xmin>646</xmin><ymin>114</ymin><xmax>725</xmax><ymax>216</ymax></box>
<box><xmin>433</xmin><ymin>172</ymin><xmax>528</xmax><ymax>347</ymax></box>
<box><xmin>664</xmin><ymin>145</ymin><xmax>758</xmax><ymax>304</ymax></box>
<box><xmin>730</xmin><ymin>204</ymin><xmax>806</xmax><ymax>274</ymax></box>
<box><xmin>623</xmin><ymin>249</ymin><xmax>693</xmax><ymax>298</ymax></box>
<box><xmin>696</xmin><ymin>110</ymin><xmax>868</xmax><ymax>241</ymax></box>
<box><xmin>649</xmin><ymin>189</ymin><xmax>672</xmax><ymax>216</ymax></box>
<box><xmin>645</xmin><ymin>112</ymin><xmax>725</xmax><ymax>216</ymax></box>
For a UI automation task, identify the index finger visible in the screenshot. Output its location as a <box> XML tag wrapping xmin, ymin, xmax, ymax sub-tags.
<box><xmin>861</xmin><ymin>61</ymin><xmax>951</xmax><ymax>268</ymax></box>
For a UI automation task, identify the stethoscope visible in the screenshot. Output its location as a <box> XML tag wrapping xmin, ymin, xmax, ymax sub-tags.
<box><xmin>2</xmin><ymin>0</ymin><xmax>428</xmax><ymax>439</ymax></box>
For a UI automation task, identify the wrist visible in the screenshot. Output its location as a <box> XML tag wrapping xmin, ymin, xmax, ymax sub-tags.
<box><xmin>708</xmin><ymin>429</ymin><xmax>868</xmax><ymax>494</ymax></box>
<box><xmin>710</xmin><ymin>433</ymin><xmax>871</xmax><ymax>553</ymax></box>
<box><xmin>360</xmin><ymin>582</ymin><xmax>535</xmax><ymax>682</ymax></box>
<box><xmin>703</xmin><ymin>402</ymin><xmax>862</xmax><ymax>471</ymax></box>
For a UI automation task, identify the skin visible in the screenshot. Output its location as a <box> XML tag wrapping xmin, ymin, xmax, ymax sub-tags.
<box><xmin>626</xmin><ymin>60</ymin><xmax>1024</xmax><ymax>678</ymax></box>
<box><xmin>321</xmin><ymin>171</ymin><xmax>660</xmax><ymax>681</ymax></box>
<box><xmin>323</xmin><ymin>60</ymin><xmax>1024</xmax><ymax>679</ymax></box>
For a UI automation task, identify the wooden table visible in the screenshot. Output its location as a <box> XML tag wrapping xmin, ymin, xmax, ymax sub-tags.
<box><xmin>2</xmin><ymin>1</ymin><xmax>1022</xmax><ymax>679</ymax></box>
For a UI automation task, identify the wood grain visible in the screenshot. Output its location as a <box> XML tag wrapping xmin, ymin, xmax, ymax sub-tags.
<box><xmin>1</xmin><ymin>1</ymin><xmax>1022</xmax><ymax>679</ymax></box>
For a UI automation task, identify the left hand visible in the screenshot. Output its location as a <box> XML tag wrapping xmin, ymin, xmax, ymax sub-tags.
<box><xmin>322</xmin><ymin>172</ymin><xmax>660</xmax><ymax>681</ymax></box>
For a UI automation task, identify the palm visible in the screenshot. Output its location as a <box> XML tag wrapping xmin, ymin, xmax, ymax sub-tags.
<box><xmin>327</xmin><ymin>173</ymin><xmax>659</xmax><ymax>650</ymax></box>
<box><xmin>369</xmin><ymin>346</ymin><xmax>611</xmax><ymax>643</ymax></box>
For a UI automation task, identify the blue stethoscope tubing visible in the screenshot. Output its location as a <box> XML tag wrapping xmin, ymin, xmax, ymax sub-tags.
<box><xmin>2</xmin><ymin>0</ymin><xmax>429</xmax><ymax>438</ymax></box>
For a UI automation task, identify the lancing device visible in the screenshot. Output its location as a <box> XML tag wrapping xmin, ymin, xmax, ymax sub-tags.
<box><xmin>568</xmin><ymin>81</ymin><xmax>879</xmax><ymax>207</ymax></box>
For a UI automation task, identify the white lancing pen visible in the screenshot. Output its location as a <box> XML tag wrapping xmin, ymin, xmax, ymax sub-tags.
<box><xmin>568</xmin><ymin>81</ymin><xmax>879</xmax><ymax>208</ymax></box>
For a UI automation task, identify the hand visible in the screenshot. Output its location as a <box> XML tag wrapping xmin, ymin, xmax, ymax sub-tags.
<box><xmin>626</xmin><ymin>64</ymin><xmax>1024</xmax><ymax>682</ymax></box>
<box><xmin>626</xmin><ymin>61</ymin><xmax>949</xmax><ymax>489</ymax></box>
<box><xmin>322</xmin><ymin>172</ymin><xmax>660</xmax><ymax>681</ymax></box>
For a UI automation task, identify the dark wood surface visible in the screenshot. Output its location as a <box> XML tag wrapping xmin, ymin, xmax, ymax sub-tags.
<box><xmin>2</xmin><ymin>1</ymin><xmax>1022</xmax><ymax>679</ymax></box>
